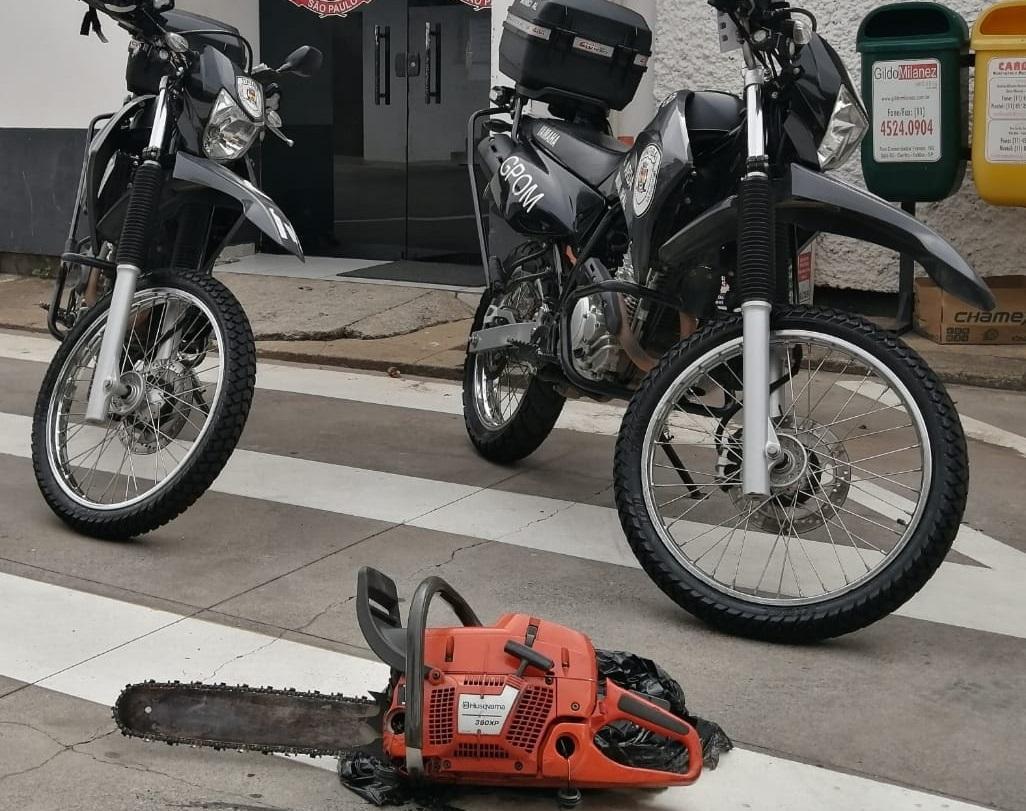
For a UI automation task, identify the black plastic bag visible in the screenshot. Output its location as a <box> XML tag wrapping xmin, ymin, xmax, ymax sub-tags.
<box><xmin>338</xmin><ymin>752</ymin><xmax>408</xmax><ymax>807</ymax></box>
<box><xmin>595</xmin><ymin>649</ymin><xmax>733</xmax><ymax>771</ymax></box>
<box><xmin>338</xmin><ymin>751</ymin><xmax>468</xmax><ymax>810</ymax></box>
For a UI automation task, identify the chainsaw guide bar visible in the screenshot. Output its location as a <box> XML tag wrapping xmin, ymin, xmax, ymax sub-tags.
<box><xmin>113</xmin><ymin>681</ymin><xmax>384</xmax><ymax>758</ymax></box>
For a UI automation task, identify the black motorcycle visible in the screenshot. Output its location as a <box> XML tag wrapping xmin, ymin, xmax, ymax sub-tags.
<box><xmin>464</xmin><ymin>0</ymin><xmax>994</xmax><ymax>640</ymax></box>
<box><xmin>32</xmin><ymin>0</ymin><xmax>319</xmax><ymax>539</ymax></box>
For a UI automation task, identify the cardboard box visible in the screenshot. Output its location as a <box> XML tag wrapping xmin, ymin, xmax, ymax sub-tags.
<box><xmin>915</xmin><ymin>275</ymin><xmax>1026</xmax><ymax>345</ymax></box>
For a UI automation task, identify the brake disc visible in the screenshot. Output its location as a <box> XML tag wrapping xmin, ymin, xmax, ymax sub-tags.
<box><xmin>121</xmin><ymin>360</ymin><xmax>199</xmax><ymax>454</ymax></box>
<box><xmin>720</xmin><ymin>419</ymin><xmax>852</xmax><ymax>534</ymax></box>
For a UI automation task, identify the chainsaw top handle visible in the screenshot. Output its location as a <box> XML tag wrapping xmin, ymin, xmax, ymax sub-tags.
<box><xmin>404</xmin><ymin>574</ymin><xmax>483</xmax><ymax>775</ymax></box>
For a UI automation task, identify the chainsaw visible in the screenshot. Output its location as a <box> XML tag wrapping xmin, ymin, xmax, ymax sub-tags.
<box><xmin>115</xmin><ymin>568</ymin><xmax>724</xmax><ymax>807</ymax></box>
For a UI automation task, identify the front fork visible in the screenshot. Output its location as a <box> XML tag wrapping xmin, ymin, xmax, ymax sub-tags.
<box><xmin>739</xmin><ymin>50</ymin><xmax>781</xmax><ymax>497</ymax></box>
<box><xmin>85</xmin><ymin>80</ymin><xmax>172</xmax><ymax>424</ymax></box>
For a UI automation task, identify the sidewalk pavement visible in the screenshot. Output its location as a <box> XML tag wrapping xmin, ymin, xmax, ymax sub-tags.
<box><xmin>3</xmin><ymin>269</ymin><xmax>1025</xmax><ymax>389</ymax></box>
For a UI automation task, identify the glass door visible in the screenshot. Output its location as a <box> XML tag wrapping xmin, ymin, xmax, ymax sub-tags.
<box><xmin>406</xmin><ymin>0</ymin><xmax>492</xmax><ymax>262</ymax></box>
<box><xmin>260</xmin><ymin>0</ymin><xmax>490</xmax><ymax>262</ymax></box>
<box><xmin>332</xmin><ymin>1</ymin><xmax>410</xmax><ymax>259</ymax></box>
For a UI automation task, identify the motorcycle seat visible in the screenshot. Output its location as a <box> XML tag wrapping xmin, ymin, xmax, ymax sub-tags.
<box><xmin>525</xmin><ymin>119</ymin><xmax>629</xmax><ymax>188</ymax></box>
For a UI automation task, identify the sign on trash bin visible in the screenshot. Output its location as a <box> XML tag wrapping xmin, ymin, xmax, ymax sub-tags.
<box><xmin>871</xmin><ymin>59</ymin><xmax>942</xmax><ymax>163</ymax></box>
<box><xmin>983</xmin><ymin>58</ymin><xmax>1026</xmax><ymax>162</ymax></box>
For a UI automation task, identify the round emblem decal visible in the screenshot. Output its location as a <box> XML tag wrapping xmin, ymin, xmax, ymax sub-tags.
<box><xmin>236</xmin><ymin>77</ymin><xmax>264</xmax><ymax>120</ymax></box>
<box><xmin>633</xmin><ymin>144</ymin><xmax>662</xmax><ymax>217</ymax></box>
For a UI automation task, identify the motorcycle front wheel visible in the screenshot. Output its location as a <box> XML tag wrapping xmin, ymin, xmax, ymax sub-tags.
<box><xmin>32</xmin><ymin>271</ymin><xmax>255</xmax><ymax>539</ymax></box>
<box><xmin>614</xmin><ymin>307</ymin><xmax>967</xmax><ymax>641</ymax></box>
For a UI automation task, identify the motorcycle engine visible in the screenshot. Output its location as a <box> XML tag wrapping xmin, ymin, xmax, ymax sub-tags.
<box><xmin>569</xmin><ymin>295</ymin><xmax>623</xmax><ymax>382</ymax></box>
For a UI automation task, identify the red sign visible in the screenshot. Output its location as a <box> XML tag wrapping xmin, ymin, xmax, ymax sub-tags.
<box><xmin>898</xmin><ymin>62</ymin><xmax>938</xmax><ymax>80</ymax></box>
<box><xmin>290</xmin><ymin>0</ymin><xmax>489</xmax><ymax>15</ymax></box>
<box><xmin>289</xmin><ymin>0</ymin><xmax>488</xmax><ymax>15</ymax></box>
<box><xmin>288</xmin><ymin>0</ymin><xmax>374</xmax><ymax>17</ymax></box>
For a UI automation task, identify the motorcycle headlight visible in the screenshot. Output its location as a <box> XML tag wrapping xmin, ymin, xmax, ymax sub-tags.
<box><xmin>203</xmin><ymin>89</ymin><xmax>262</xmax><ymax>163</ymax></box>
<box><xmin>818</xmin><ymin>84</ymin><xmax>869</xmax><ymax>171</ymax></box>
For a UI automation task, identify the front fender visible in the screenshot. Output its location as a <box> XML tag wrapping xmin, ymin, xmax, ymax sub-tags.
<box><xmin>778</xmin><ymin>165</ymin><xmax>993</xmax><ymax>311</ymax></box>
<box><xmin>659</xmin><ymin>164</ymin><xmax>994</xmax><ymax>311</ymax></box>
<box><xmin>172</xmin><ymin>152</ymin><xmax>304</xmax><ymax>261</ymax></box>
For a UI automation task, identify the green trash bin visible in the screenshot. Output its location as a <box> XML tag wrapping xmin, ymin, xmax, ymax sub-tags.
<box><xmin>857</xmin><ymin>2</ymin><xmax>969</xmax><ymax>201</ymax></box>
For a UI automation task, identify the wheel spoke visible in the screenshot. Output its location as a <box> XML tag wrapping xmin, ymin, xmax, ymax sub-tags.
<box><xmin>636</xmin><ymin>325</ymin><xmax>932</xmax><ymax>609</ymax></box>
<box><xmin>45</xmin><ymin>285</ymin><xmax>229</xmax><ymax>511</ymax></box>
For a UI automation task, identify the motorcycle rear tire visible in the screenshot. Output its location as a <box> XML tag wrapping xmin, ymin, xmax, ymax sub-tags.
<box><xmin>463</xmin><ymin>244</ymin><xmax>564</xmax><ymax>464</ymax></box>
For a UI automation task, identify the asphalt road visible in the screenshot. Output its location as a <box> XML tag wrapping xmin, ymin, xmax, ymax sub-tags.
<box><xmin>1</xmin><ymin>328</ymin><xmax>1024</xmax><ymax>811</ymax></box>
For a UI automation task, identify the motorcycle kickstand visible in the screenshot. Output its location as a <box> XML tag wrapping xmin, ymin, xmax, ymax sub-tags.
<box><xmin>658</xmin><ymin>431</ymin><xmax>703</xmax><ymax>500</ymax></box>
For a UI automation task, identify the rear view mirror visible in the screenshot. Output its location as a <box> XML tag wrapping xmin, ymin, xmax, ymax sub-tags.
<box><xmin>278</xmin><ymin>46</ymin><xmax>323</xmax><ymax>78</ymax></box>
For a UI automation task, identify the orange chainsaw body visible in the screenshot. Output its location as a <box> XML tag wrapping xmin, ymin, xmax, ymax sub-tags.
<box><xmin>379</xmin><ymin>612</ymin><xmax>703</xmax><ymax>789</ymax></box>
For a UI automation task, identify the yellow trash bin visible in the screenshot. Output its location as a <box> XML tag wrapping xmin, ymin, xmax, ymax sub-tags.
<box><xmin>972</xmin><ymin>0</ymin><xmax>1026</xmax><ymax>205</ymax></box>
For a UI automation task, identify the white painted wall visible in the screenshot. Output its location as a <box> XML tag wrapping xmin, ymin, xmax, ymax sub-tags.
<box><xmin>655</xmin><ymin>0</ymin><xmax>1026</xmax><ymax>291</ymax></box>
<box><xmin>490</xmin><ymin>0</ymin><xmax>514</xmax><ymax>91</ymax></box>
<box><xmin>0</xmin><ymin>1</ymin><xmax>133</xmax><ymax>129</ymax></box>
<box><xmin>181</xmin><ymin>0</ymin><xmax>260</xmax><ymax>61</ymax></box>
<box><xmin>0</xmin><ymin>0</ymin><xmax>258</xmax><ymax>130</ymax></box>
<box><xmin>612</xmin><ymin>0</ymin><xmax>657</xmax><ymax>140</ymax></box>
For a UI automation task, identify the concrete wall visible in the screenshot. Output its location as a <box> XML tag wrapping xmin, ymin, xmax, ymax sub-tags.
<box><xmin>0</xmin><ymin>3</ymin><xmax>132</xmax><ymax>130</ymax></box>
<box><xmin>654</xmin><ymin>0</ymin><xmax>1026</xmax><ymax>291</ymax></box>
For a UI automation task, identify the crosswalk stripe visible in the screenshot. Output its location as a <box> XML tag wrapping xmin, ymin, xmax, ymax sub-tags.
<box><xmin>2</xmin><ymin>409</ymin><xmax>1025</xmax><ymax>639</ymax></box>
<box><xmin>0</xmin><ymin>570</ymin><xmax>990</xmax><ymax>811</ymax></box>
<box><xmin>7</xmin><ymin>331</ymin><xmax>1026</xmax><ymax>454</ymax></box>
<box><xmin>838</xmin><ymin>379</ymin><xmax>1026</xmax><ymax>460</ymax></box>
<box><xmin>0</xmin><ymin>331</ymin><xmax>627</xmax><ymax>436</ymax></box>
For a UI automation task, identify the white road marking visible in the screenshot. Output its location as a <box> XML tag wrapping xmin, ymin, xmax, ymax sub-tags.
<box><xmin>839</xmin><ymin>379</ymin><xmax>1026</xmax><ymax>460</ymax></box>
<box><xmin>0</xmin><ymin>571</ymin><xmax>992</xmax><ymax>811</ymax></box>
<box><xmin>7</xmin><ymin>331</ymin><xmax>1026</xmax><ymax>451</ymax></box>
<box><xmin>0</xmin><ymin>331</ymin><xmax>627</xmax><ymax>435</ymax></box>
<box><xmin>2</xmin><ymin>409</ymin><xmax>1025</xmax><ymax>639</ymax></box>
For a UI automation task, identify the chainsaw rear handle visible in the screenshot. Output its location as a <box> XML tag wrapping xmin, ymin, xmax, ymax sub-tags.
<box><xmin>602</xmin><ymin>680</ymin><xmax>704</xmax><ymax>783</ymax></box>
<box><xmin>404</xmin><ymin>574</ymin><xmax>483</xmax><ymax>776</ymax></box>
<box><xmin>356</xmin><ymin>567</ymin><xmax>407</xmax><ymax>672</ymax></box>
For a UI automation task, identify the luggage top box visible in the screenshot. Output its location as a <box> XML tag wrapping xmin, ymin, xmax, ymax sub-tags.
<box><xmin>500</xmin><ymin>0</ymin><xmax>653</xmax><ymax>114</ymax></box>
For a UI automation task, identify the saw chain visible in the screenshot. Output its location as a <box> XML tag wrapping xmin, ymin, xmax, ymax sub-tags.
<box><xmin>113</xmin><ymin>680</ymin><xmax>385</xmax><ymax>759</ymax></box>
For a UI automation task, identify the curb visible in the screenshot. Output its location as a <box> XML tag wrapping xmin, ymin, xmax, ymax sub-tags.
<box><xmin>7</xmin><ymin>321</ymin><xmax>1022</xmax><ymax>392</ymax></box>
<box><xmin>256</xmin><ymin>346</ymin><xmax>464</xmax><ymax>381</ymax></box>
<box><xmin>255</xmin><ymin>342</ymin><xmax>1026</xmax><ymax>391</ymax></box>
<box><xmin>0</xmin><ymin>322</ymin><xmax>48</xmax><ymax>335</ymax></box>
<box><xmin>256</xmin><ymin>343</ymin><xmax>1026</xmax><ymax>391</ymax></box>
